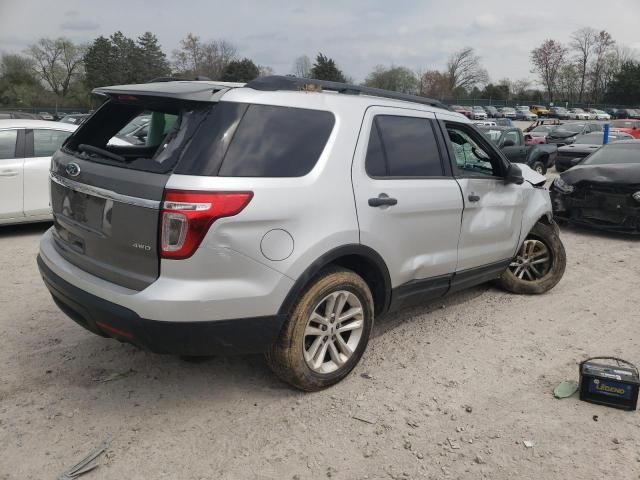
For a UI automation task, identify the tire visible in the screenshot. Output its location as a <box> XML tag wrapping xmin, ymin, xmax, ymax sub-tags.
<box><xmin>530</xmin><ymin>160</ymin><xmax>547</xmax><ymax>175</ymax></box>
<box><xmin>266</xmin><ymin>267</ymin><xmax>374</xmax><ymax>391</ymax></box>
<box><xmin>497</xmin><ymin>221</ymin><xmax>566</xmax><ymax>295</ymax></box>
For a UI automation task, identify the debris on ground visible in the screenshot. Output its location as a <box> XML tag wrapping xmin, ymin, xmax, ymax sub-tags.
<box><xmin>523</xmin><ymin>440</ymin><xmax>535</xmax><ymax>448</ymax></box>
<box><xmin>352</xmin><ymin>413</ymin><xmax>376</xmax><ymax>425</ymax></box>
<box><xmin>92</xmin><ymin>369</ymin><xmax>136</xmax><ymax>383</ymax></box>
<box><xmin>553</xmin><ymin>380</ymin><xmax>579</xmax><ymax>399</ymax></box>
<box><xmin>360</xmin><ymin>373</ymin><xmax>374</xmax><ymax>380</ymax></box>
<box><xmin>58</xmin><ymin>439</ymin><xmax>110</xmax><ymax>479</ymax></box>
<box><xmin>447</xmin><ymin>438</ymin><xmax>460</xmax><ymax>449</ymax></box>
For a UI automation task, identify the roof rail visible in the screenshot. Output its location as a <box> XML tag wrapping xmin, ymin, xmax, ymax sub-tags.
<box><xmin>147</xmin><ymin>75</ymin><xmax>213</xmax><ymax>83</ymax></box>
<box><xmin>245</xmin><ymin>76</ymin><xmax>450</xmax><ymax>111</ymax></box>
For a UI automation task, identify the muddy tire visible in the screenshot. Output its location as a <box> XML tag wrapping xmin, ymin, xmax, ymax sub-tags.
<box><xmin>498</xmin><ymin>221</ymin><xmax>566</xmax><ymax>294</ymax></box>
<box><xmin>530</xmin><ymin>160</ymin><xmax>547</xmax><ymax>176</ymax></box>
<box><xmin>266</xmin><ymin>268</ymin><xmax>374</xmax><ymax>391</ymax></box>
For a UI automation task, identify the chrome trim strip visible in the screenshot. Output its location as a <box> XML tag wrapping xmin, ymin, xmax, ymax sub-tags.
<box><xmin>50</xmin><ymin>172</ymin><xmax>160</xmax><ymax>210</ymax></box>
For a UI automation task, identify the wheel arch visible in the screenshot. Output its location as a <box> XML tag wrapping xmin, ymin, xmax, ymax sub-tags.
<box><xmin>277</xmin><ymin>244</ymin><xmax>392</xmax><ymax>317</ymax></box>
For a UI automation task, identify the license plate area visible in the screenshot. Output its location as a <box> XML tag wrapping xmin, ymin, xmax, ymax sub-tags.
<box><xmin>52</xmin><ymin>182</ymin><xmax>113</xmax><ymax>236</ymax></box>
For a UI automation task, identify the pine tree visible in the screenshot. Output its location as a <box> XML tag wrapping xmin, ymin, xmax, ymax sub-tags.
<box><xmin>137</xmin><ymin>32</ymin><xmax>170</xmax><ymax>82</ymax></box>
<box><xmin>221</xmin><ymin>58</ymin><xmax>260</xmax><ymax>82</ymax></box>
<box><xmin>84</xmin><ymin>36</ymin><xmax>118</xmax><ymax>89</ymax></box>
<box><xmin>310</xmin><ymin>53</ymin><xmax>346</xmax><ymax>83</ymax></box>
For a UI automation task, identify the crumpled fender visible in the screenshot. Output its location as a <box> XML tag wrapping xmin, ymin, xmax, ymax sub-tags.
<box><xmin>519</xmin><ymin>164</ymin><xmax>547</xmax><ymax>186</ymax></box>
<box><xmin>516</xmin><ymin>165</ymin><xmax>554</xmax><ymax>251</ymax></box>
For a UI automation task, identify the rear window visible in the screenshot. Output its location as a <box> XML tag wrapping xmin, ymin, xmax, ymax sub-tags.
<box><xmin>0</xmin><ymin>130</ymin><xmax>17</xmax><ymax>159</ymax></box>
<box><xmin>583</xmin><ymin>144</ymin><xmax>640</xmax><ymax>165</ymax></box>
<box><xmin>34</xmin><ymin>129</ymin><xmax>73</xmax><ymax>157</ymax></box>
<box><xmin>64</xmin><ymin>98</ymin><xmax>211</xmax><ymax>173</ymax></box>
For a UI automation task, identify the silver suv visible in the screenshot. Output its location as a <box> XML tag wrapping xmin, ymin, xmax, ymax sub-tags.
<box><xmin>38</xmin><ymin>77</ymin><xmax>566</xmax><ymax>391</ymax></box>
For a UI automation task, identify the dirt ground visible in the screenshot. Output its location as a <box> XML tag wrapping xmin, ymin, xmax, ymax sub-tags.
<box><xmin>1</xmin><ymin>214</ymin><xmax>640</xmax><ymax>479</ymax></box>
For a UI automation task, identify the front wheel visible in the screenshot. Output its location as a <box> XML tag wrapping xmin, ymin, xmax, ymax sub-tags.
<box><xmin>498</xmin><ymin>221</ymin><xmax>566</xmax><ymax>295</ymax></box>
<box><xmin>266</xmin><ymin>268</ymin><xmax>374</xmax><ymax>391</ymax></box>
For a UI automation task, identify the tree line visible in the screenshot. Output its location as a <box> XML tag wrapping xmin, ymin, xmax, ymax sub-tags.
<box><xmin>0</xmin><ymin>29</ymin><xmax>638</xmax><ymax>109</ymax></box>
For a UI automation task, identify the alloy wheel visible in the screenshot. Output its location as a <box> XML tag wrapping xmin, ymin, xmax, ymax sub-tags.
<box><xmin>303</xmin><ymin>290</ymin><xmax>364</xmax><ymax>374</ymax></box>
<box><xmin>509</xmin><ymin>239</ymin><xmax>552</xmax><ymax>281</ymax></box>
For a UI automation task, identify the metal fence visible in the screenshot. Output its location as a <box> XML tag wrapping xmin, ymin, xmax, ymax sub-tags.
<box><xmin>442</xmin><ymin>98</ymin><xmax>633</xmax><ymax>110</ymax></box>
<box><xmin>0</xmin><ymin>107</ymin><xmax>92</xmax><ymax>116</ymax></box>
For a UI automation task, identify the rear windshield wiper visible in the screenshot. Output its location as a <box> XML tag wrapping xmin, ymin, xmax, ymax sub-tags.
<box><xmin>78</xmin><ymin>144</ymin><xmax>126</xmax><ymax>163</ymax></box>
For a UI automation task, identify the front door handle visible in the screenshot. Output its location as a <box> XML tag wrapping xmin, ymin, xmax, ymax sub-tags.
<box><xmin>468</xmin><ymin>193</ymin><xmax>481</xmax><ymax>202</ymax></box>
<box><xmin>368</xmin><ymin>193</ymin><xmax>398</xmax><ymax>207</ymax></box>
<box><xmin>0</xmin><ymin>170</ymin><xmax>18</xmax><ymax>177</ymax></box>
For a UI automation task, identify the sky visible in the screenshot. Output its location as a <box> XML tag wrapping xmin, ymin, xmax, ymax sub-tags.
<box><xmin>1</xmin><ymin>0</ymin><xmax>640</xmax><ymax>85</ymax></box>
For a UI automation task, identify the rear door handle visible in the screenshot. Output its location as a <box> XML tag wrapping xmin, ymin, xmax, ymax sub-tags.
<box><xmin>468</xmin><ymin>193</ymin><xmax>481</xmax><ymax>202</ymax></box>
<box><xmin>0</xmin><ymin>170</ymin><xmax>18</xmax><ymax>177</ymax></box>
<box><xmin>368</xmin><ymin>193</ymin><xmax>398</xmax><ymax>207</ymax></box>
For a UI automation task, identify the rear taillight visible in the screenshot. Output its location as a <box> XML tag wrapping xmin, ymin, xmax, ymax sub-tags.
<box><xmin>160</xmin><ymin>190</ymin><xmax>253</xmax><ymax>260</ymax></box>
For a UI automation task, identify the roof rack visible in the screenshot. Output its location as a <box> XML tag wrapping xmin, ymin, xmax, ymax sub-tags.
<box><xmin>245</xmin><ymin>76</ymin><xmax>450</xmax><ymax>111</ymax></box>
<box><xmin>147</xmin><ymin>75</ymin><xmax>213</xmax><ymax>83</ymax></box>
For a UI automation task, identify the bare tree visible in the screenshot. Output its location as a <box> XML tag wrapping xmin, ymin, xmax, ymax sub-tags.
<box><xmin>172</xmin><ymin>33</ymin><xmax>238</xmax><ymax>80</ymax></box>
<box><xmin>444</xmin><ymin>47</ymin><xmax>489</xmax><ymax>94</ymax></box>
<box><xmin>259</xmin><ymin>65</ymin><xmax>274</xmax><ymax>76</ymax></box>
<box><xmin>556</xmin><ymin>64</ymin><xmax>580</xmax><ymax>103</ymax></box>
<box><xmin>292</xmin><ymin>55</ymin><xmax>311</xmax><ymax>78</ymax></box>
<box><xmin>26</xmin><ymin>37</ymin><xmax>85</xmax><ymax>99</ymax></box>
<box><xmin>530</xmin><ymin>39</ymin><xmax>567</xmax><ymax>101</ymax></box>
<box><xmin>570</xmin><ymin>27</ymin><xmax>597</xmax><ymax>102</ymax></box>
<box><xmin>419</xmin><ymin>70</ymin><xmax>449</xmax><ymax>99</ymax></box>
<box><xmin>589</xmin><ymin>30</ymin><xmax>615</xmax><ymax>101</ymax></box>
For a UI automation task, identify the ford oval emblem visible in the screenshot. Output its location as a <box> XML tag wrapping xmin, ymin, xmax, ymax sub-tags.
<box><xmin>65</xmin><ymin>163</ymin><xmax>80</xmax><ymax>177</ymax></box>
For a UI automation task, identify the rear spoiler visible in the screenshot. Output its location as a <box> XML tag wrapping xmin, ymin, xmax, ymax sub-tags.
<box><xmin>92</xmin><ymin>80</ymin><xmax>244</xmax><ymax>103</ymax></box>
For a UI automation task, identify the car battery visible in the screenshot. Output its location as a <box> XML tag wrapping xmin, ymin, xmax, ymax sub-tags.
<box><xmin>579</xmin><ymin>357</ymin><xmax>639</xmax><ymax>411</ymax></box>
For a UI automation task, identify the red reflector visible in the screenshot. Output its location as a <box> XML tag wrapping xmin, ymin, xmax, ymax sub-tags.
<box><xmin>96</xmin><ymin>321</ymin><xmax>134</xmax><ymax>340</ymax></box>
<box><xmin>160</xmin><ymin>190</ymin><xmax>253</xmax><ymax>260</ymax></box>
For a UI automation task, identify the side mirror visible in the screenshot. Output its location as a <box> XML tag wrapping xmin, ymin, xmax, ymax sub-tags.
<box><xmin>502</xmin><ymin>139</ymin><xmax>515</xmax><ymax>147</ymax></box>
<box><xmin>505</xmin><ymin>164</ymin><xmax>524</xmax><ymax>185</ymax></box>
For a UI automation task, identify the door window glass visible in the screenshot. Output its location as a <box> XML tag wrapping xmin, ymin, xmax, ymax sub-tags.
<box><xmin>0</xmin><ymin>130</ymin><xmax>18</xmax><ymax>159</ymax></box>
<box><xmin>446</xmin><ymin>124</ymin><xmax>501</xmax><ymax>177</ymax></box>
<box><xmin>34</xmin><ymin>129</ymin><xmax>72</xmax><ymax>157</ymax></box>
<box><xmin>365</xmin><ymin>115</ymin><xmax>444</xmax><ymax>177</ymax></box>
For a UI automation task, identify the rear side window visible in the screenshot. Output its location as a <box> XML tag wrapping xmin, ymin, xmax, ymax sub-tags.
<box><xmin>0</xmin><ymin>130</ymin><xmax>17</xmax><ymax>159</ymax></box>
<box><xmin>365</xmin><ymin>115</ymin><xmax>444</xmax><ymax>177</ymax></box>
<box><xmin>33</xmin><ymin>129</ymin><xmax>72</xmax><ymax>157</ymax></box>
<box><xmin>218</xmin><ymin>105</ymin><xmax>334</xmax><ymax>177</ymax></box>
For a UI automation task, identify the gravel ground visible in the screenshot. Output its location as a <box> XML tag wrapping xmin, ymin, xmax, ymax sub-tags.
<box><xmin>1</xmin><ymin>206</ymin><xmax>640</xmax><ymax>479</ymax></box>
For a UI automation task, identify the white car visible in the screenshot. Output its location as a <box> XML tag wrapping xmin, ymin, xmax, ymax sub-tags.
<box><xmin>588</xmin><ymin>109</ymin><xmax>611</xmax><ymax>121</ymax></box>
<box><xmin>567</xmin><ymin>108</ymin><xmax>590</xmax><ymax>120</ymax></box>
<box><xmin>0</xmin><ymin>120</ymin><xmax>77</xmax><ymax>225</ymax></box>
<box><xmin>471</xmin><ymin>107</ymin><xmax>487</xmax><ymax>120</ymax></box>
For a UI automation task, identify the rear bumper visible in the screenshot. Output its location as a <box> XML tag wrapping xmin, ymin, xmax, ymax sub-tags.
<box><xmin>38</xmin><ymin>255</ymin><xmax>286</xmax><ymax>354</ymax></box>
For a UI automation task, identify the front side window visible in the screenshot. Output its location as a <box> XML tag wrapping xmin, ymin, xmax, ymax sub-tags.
<box><xmin>364</xmin><ymin>115</ymin><xmax>444</xmax><ymax>177</ymax></box>
<box><xmin>0</xmin><ymin>130</ymin><xmax>18</xmax><ymax>159</ymax></box>
<box><xmin>33</xmin><ymin>129</ymin><xmax>73</xmax><ymax>157</ymax></box>
<box><xmin>446</xmin><ymin>124</ymin><xmax>502</xmax><ymax>177</ymax></box>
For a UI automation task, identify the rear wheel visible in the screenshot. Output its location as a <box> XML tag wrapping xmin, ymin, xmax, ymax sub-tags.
<box><xmin>498</xmin><ymin>221</ymin><xmax>566</xmax><ymax>294</ymax></box>
<box><xmin>266</xmin><ymin>268</ymin><xmax>374</xmax><ymax>391</ymax></box>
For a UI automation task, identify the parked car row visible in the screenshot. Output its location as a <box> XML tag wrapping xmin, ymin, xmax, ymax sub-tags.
<box><xmin>448</xmin><ymin>104</ymin><xmax>640</xmax><ymax>121</ymax></box>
